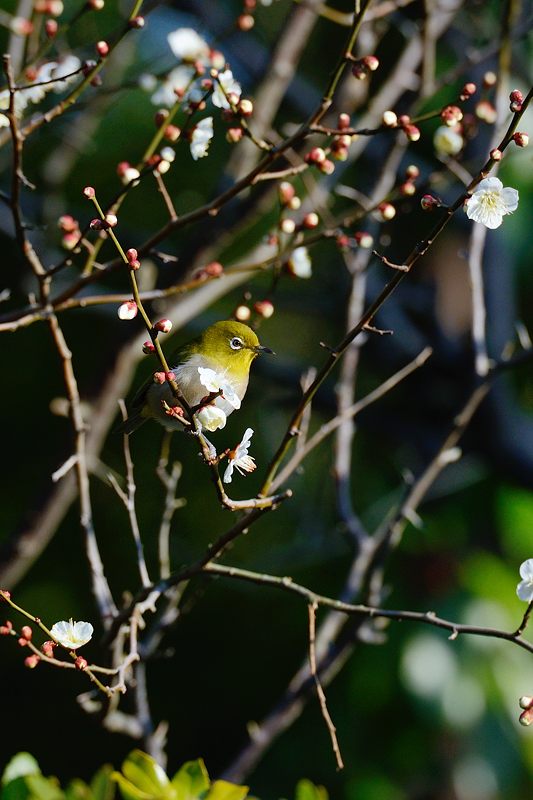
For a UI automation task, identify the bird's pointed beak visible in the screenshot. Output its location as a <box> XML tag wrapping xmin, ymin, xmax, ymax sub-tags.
<box><xmin>253</xmin><ymin>344</ymin><xmax>275</xmax><ymax>355</ymax></box>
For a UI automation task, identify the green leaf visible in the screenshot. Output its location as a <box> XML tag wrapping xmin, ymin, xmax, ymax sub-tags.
<box><xmin>112</xmin><ymin>774</ymin><xmax>154</xmax><ymax>800</ymax></box>
<box><xmin>1</xmin><ymin>776</ymin><xmax>31</xmax><ymax>800</ymax></box>
<box><xmin>120</xmin><ymin>752</ymin><xmax>173</xmax><ymax>799</ymax></box>
<box><xmin>90</xmin><ymin>767</ymin><xmax>115</xmax><ymax>800</ymax></box>
<box><xmin>2</xmin><ymin>755</ymin><xmax>41</xmax><ymax>787</ymax></box>
<box><xmin>294</xmin><ymin>780</ymin><xmax>328</xmax><ymax>800</ymax></box>
<box><xmin>204</xmin><ymin>781</ymin><xmax>249</xmax><ymax>800</ymax></box>
<box><xmin>171</xmin><ymin>761</ymin><xmax>209</xmax><ymax>800</ymax></box>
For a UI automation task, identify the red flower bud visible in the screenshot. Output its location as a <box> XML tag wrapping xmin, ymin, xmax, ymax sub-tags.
<box><xmin>75</xmin><ymin>656</ymin><xmax>88</xmax><ymax>670</ymax></box>
<box><xmin>278</xmin><ymin>181</ymin><xmax>295</xmax><ymax>205</ymax></box>
<box><xmin>354</xmin><ymin>231</ymin><xmax>374</xmax><ymax>248</ymax></box>
<box><xmin>154</xmin><ymin>318</ymin><xmax>172</xmax><ymax>333</ymax></box>
<box><xmin>319</xmin><ymin>158</ymin><xmax>335</xmax><ymax>175</ymax></box>
<box><xmin>510</xmin><ymin>89</ymin><xmax>523</xmax><ymax>104</ymax></box>
<box><xmin>513</xmin><ymin>131</ymin><xmax>529</xmax><ymax>147</ymax></box>
<box><xmin>0</xmin><ymin>621</ymin><xmax>13</xmax><ymax>635</ymax></box>
<box><xmin>337</xmin><ymin>113</ymin><xmax>350</xmax><ymax>130</ymax></box>
<box><xmin>142</xmin><ymin>341</ymin><xmax>155</xmax><ymax>354</ymax></box>
<box><xmin>204</xmin><ymin>261</ymin><xmax>223</xmax><ymax>277</ymax></box>
<box><xmin>302</xmin><ymin>212</ymin><xmax>319</xmax><ymax>229</ymax></box>
<box><xmin>24</xmin><ymin>654</ymin><xmax>40</xmax><ymax>669</ymax></box>
<box><xmin>420</xmin><ymin>194</ymin><xmax>439</xmax><ymax>211</ymax></box>
<box><xmin>305</xmin><ymin>147</ymin><xmax>326</xmax><ymax>165</ymax></box>
<box><xmin>41</xmin><ymin>640</ymin><xmax>55</xmax><ymax>658</ymax></box>
<box><xmin>21</xmin><ymin>626</ymin><xmax>32</xmax><ymax>641</ymax></box>
<box><xmin>237</xmin><ymin>13</ymin><xmax>255</xmax><ymax>31</ymax></box>
<box><xmin>129</xmin><ymin>15</ymin><xmax>145</xmax><ymax>28</ymax></box>
<box><xmin>377</xmin><ymin>202</ymin><xmax>396</xmax><ymax>221</ymax></box>
<box><xmin>83</xmin><ymin>186</ymin><xmax>95</xmax><ymax>199</ymax></box>
<box><xmin>45</xmin><ymin>19</ymin><xmax>58</xmax><ymax>37</ymax></box>
<box><xmin>254</xmin><ymin>300</ymin><xmax>274</xmax><ymax>318</ymax></box>
<box><xmin>405</xmin><ymin>164</ymin><xmax>420</xmax><ymax>179</ymax></box>
<box><xmin>96</xmin><ymin>40</ymin><xmax>109</xmax><ymax>57</ymax></box>
<box><xmin>153</xmin><ymin>372</ymin><xmax>166</xmax><ymax>384</ymax></box>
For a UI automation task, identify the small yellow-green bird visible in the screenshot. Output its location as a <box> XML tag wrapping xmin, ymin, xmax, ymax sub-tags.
<box><xmin>122</xmin><ymin>320</ymin><xmax>273</xmax><ymax>434</ymax></box>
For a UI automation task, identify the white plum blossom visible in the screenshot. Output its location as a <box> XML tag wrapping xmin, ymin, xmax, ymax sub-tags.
<box><xmin>465</xmin><ymin>177</ymin><xmax>519</xmax><ymax>229</ymax></box>
<box><xmin>517</xmin><ymin>559</ymin><xmax>533</xmax><ymax>602</ymax></box>
<box><xmin>151</xmin><ymin>65</ymin><xmax>196</xmax><ymax>107</ymax></box>
<box><xmin>0</xmin><ymin>90</ymin><xmax>28</xmax><ymax>127</ymax></box>
<box><xmin>223</xmin><ymin>428</ymin><xmax>257</xmax><ymax>483</ymax></box>
<box><xmin>433</xmin><ymin>126</ymin><xmax>463</xmax><ymax>156</ymax></box>
<box><xmin>168</xmin><ymin>28</ymin><xmax>210</xmax><ymax>63</ymax></box>
<box><xmin>48</xmin><ymin>56</ymin><xmax>82</xmax><ymax>93</ymax></box>
<box><xmin>190</xmin><ymin>117</ymin><xmax>214</xmax><ymax>160</ymax></box>
<box><xmin>196</xmin><ymin>404</ymin><xmax>227</xmax><ymax>432</ymax></box>
<box><xmin>198</xmin><ymin>366</ymin><xmax>241</xmax><ymax>409</ymax></box>
<box><xmin>212</xmin><ymin>69</ymin><xmax>242</xmax><ymax>109</ymax></box>
<box><xmin>50</xmin><ymin>619</ymin><xmax>93</xmax><ymax>650</ymax></box>
<box><xmin>287</xmin><ymin>246</ymin><xmax>312</xmax><ymax>278</ymax></box>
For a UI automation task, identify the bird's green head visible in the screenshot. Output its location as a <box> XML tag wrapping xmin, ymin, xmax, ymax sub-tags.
<box><xmin>194</xmin><ymin>320</ymin><xmax>273</xmax><ymax>375</ymax></box>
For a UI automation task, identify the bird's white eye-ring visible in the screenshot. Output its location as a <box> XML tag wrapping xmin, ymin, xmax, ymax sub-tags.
<box><xmin>230</xmin><ymin>336</ymin><xmax>244</xmax><ymax>350</ymax></box>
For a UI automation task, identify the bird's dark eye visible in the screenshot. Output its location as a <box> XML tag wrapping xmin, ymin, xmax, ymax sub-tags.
<box><xmin>230</xmin><ymin>337</ymin><xmax>244</xmax><ymax>350</ymax></box>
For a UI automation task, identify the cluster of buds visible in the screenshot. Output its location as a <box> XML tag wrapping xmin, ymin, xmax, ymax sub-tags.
<box><xmin>154</xmin><ymin>371</ymin><xmax>176</xmax><ymax>385</ymax></box>
<box><xmin>440</xmin><ymin>105</ymin><xmax>463</xmax><ymax>127</ymax></box>
<box><xmin>351</xmin><ymin>55</ymin><xmax>379</xmax><ymax>81</ymax></box>
<box><xmin>221</xmin><ymin>97</ymin><xmax>253</xmax><ymax>145</ymax></box>
<box><xmin>278</xmin><ymin>181</ymin><xmax>300</xmax><ymax>210</ymax></box>
<box><xmin>397</xmin><ymin>114</ymin><xmax>420</xmax><ymax>142</ymax></box>
<box><xmin>0</xmin><ymin>620</ymin><xmax>13</xmax><ymax>635</ymax></box>
<box><xmin>519</xmin><ymin>695</ymin><xmax>533</xmax><ymax>726</ymax></box>
<box><xmin>117</xmin><ymin>161</ymin><xmax>141</xmax><ymax>186</ymax></box>
<box><xmin>330</xmin><ymin>113</ymin><xmax>355</xmax><ymax>161</ymax></box>
<box><xmin>18</xmin><ymin>625</ymin><xmax>33</xmax><ymax>646</ymax></box>
<box><xmin>90</xmin><ymin>213</ymin><xmax>117</xmax><ymax>231</ymax></box>
<box><xmin>126</xmin><ymin>248</ymin><xmax>140</xmax><ymax>270</ymax></box>
<box><xmin>58</xmin><ymin>214</ymin><xmax>81</xmax><ymax>251</ymax></box>
<box><xmin>304</xmin><ymin>147</ymin><xmax>335</xmax><ymax>175</ymax></box>
<box><xmin>399</xmin><ymin>164</ymin><xmax>420</xmax><ymax>197</ymax></box>
<box><xmin>34</xmin><ymin>0</ymin><xmax>64</xmax><ymax>15</ymax></box>
<box><xmin>510</xmin><ymin>89</ymin><xmax>523</xmax><ymax>113</ymax></box>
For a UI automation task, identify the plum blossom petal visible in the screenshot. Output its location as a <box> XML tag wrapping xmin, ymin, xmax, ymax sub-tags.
<box><xmin>197</xmin><ymin>367</ymin><xmax>241</xmax><ymax>409</ymax></box>
<box><xmin>223</xmin><ymin>428</ymin><xmax>256</xmax><ymax>483</ymax></box>
<box><xmin>465</xmin><ymin>177</ymin><xmax>519</xmax><ymax>229</ymax></box>
<box><xmin>190</xmin><ymin>117</ymin><xmax>214</xmax><ymax>160</ymax></box>
<box><xmin>212</xmin><ymin>69</ymin><xmax>241</xmax><ymax>109</ymax></box>
<box><xmin>50</xmin><ymin>619</ymin><xmax>93</xmax><ymax>649</ymax></box>
<box><xmin>196</xmin><ymin>405</ymin><xmax>227</xmax><ymax>432</ymax></box>
<box><xmin>151</xmin><ymin>65</ymin><xmax>196</xmax><ymax>107</ymax></box>
<box><xmin>517</xmin><ymin>559</ymin><xmax>533</xmax><ymax>602</ymax></box>
<box><xmin>168</xmin><ymin>28</ymin><xmax>210</xmax><ymax>62</ymax></box>
<box><xmin>0</xmin><ymin>90</ymin><xmax>28</xmax><ymax>127</ymax></box>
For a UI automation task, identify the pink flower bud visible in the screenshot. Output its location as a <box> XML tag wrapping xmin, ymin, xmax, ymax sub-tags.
<box><xmin>288</xmin><ymin>196</ymin><xmax>301</xmax><ymax>210</ymax></box>
<box><xmin>405</xmin><ymin>164</ymin><xmax>420</xmax><ymax>179</ymax></box>
<box><xmin>377</xmin><ymin>202</ymin><xmax>396</xmax><ymax>221</ymax></box>
<box><xmin>460</xmin><ymin>82</ymin><xmax>476</xmax><ymax>98</ymax></box>
<box><xmin>398</xmin><ymin>114</ymin><xmax>410</xmax><ymax>127</ymax></box>
<box><xmin>41</xmin><ymin>640</ymin><xmax>55</xmax><ymax>658</ymax></box>
<box><xmin>117</xmin><ymin>301</ymin><xmax>138</xmax><ymax>320</ymax></box>
<box><xmin>510</xmin><ymin>100</ymin><xmax>523</xmax><ymax>113</ymax></box>
<box><xmin>83</xmin><ymin>186</ymin><xmax>95</xmax><ymax>199</ymax></box>
<box><xmin>58</xmin><ymin>215</ymin><xmax>78</xmax><ymax>233</ymax></box>
<box><xmin>399</xmin><ymin>180</ymin><xmax>416</xmax><ymax>196</ymax></box>
<box><xmin>235</xmin><ymin>305</ymin><xmax>251</xmax><ymax>322</ymax></box>
<box><xmin>362</xmin><ymin>55</ymin><xmax>379</xmax><ymax>71</ymax></box>
<box><xmin>305</xmin><ymin>147</ymin><xmax>326</xmax><ymax>165</ymax></box>
<box><xmin>153</xmin><ymin>372</ymin><xmax>166</xmax><ymax>384</ymax></box>
<box><xmin>490</xmin><ymin>148</ymin><xmax>502</xmax><ymax>161</ymax></box>
<box><xmin>126</xmin><ymin>248</ymin><xmax>138</xmax><ymax>263</ymax></box>
<box><xmin>510</xmin><ymin>89</ymin><xmax>523</xmax><ymax>104</ymax></box>
<box><xmin>278</xmin><ymin>181</ymin><xmax>295</xmax><ymax>205</ymax></box>
<box><xmin>82</xmin><ymin>60</ymin><xmax>97</xmax><ymax>75</ymax></box>
<box><xmin>0</xmin><ymin>591</ymin><xmax>11</xmax><ymax>601</ymax></box>
<box><xmin>520</xmin><ymin>707</ymin><xmax>533</xmax><ymax>726</ymax></box>
<box><xmin>105</xmin><ymin>214</ymin><xmax>118</xmax><ymax>227</ymax></box>
<box><xmin>45</xmin><ymin>19</ymin><xmax>58</xmax><ymax>37</ymax></box>
<box><xmin>62</xmin><ymin>234</ymin><xmax>79</xmax><ymax>251</ymax></box>
<box><xmin>302</xmin><ymin>212</ymin><xmax>319</xmax><ymax>229</ymax></box>
<box><xmin>403</xmin><ymin>124</ymin><xmax>421</xmax><ymax>142</ymax></box>
<box><xmin>18</xmin><ymin>637</ymin><xmax>28</xmax><ymax>647</ymax></box>
<box><xmin>237</xmin><ymin>13</ymin><xmax>255</xmax><ymax>31</ymax></box>
<box><xmin>10</xmin><ymin>17</ymin><xmax>33</xmax><ymax>35</ymax></box>
<box><xmin>96</xmin><ymin>40</ymin><xmax>109</xmax><ymax>57</ymax></box>
<box><xmin>21</xmin><ymin>626</ymin><xmax>32</xmax><ymax>641</ymax></box>
<box><xmin>24</xmin><ymin>655</ymin><xmax>40</xmax><ymax>669</ymax></box>
<box><xmin>420</xmin><ymin>194</ymin><xmax>439</xmax><ymax>211</ymax></box>
<box><xmin>154</xmin><ymin>318</ymin><xmax>172</xmax><ymax>333</ymax></box>
<box><xmin>336</xmin><ymin>234</ymin><xmax>350</xmax><ymax>249</ymax></box>
<box><xmin>226</xmin><ymin>127</ymin><xmax>244</xmax><ymax>143</ymax></box>
<box><xmin>142</xmin><ymin>341</ymin><xmax>155</xmax><ymax>354</ymax></box>
<box><xmin>0</xmin><ymin>620</ymin><xmax>13</xmax><ymax>635</ymax></box>
<box><xmin>75</xmin><ymin>656</ymin><xmax>88</xmax><ymax>670</ymax></box>
<box><xmin>155</xmin><ymin>110</ymin><xmax>169</xmax><ymax>127</ymax></box>
<box><xmin>354</xmin><ymin>231</ymin><xmax>373</xmax><ymax>248</ymax></box>
<box><xmin>254</xmin><ymin>300</ymin><xmax>274</xmax><ymax>318</ymax></box>
<box><xmin>338</xmin><ymin>113</ymin><xmax>350</xmax><ymax>130</ymax></box>
<box><xmin>513</xmin><ymin>131</ymin><xmax>529</xmax><ymax>147</ymax></box>
<box><xmin>88</xmin><ymin>0</ymin><xmax>105</xmax><ymax>9</ymax></box>
<box><xmin>89</xmin><ymin>218</ymin><xmax>104</xmax><ymax>230</ymax></box>
<box><xmin>166</xmin><ymin>371</ymin><xmax>176</xmax><ymax>381</ymax></box>
<box><xmin>130</xmin><ymin>15</ymin><xmax>145</xmax><ymax>28</ymax></box>
<box><xmin>164</xmin><ymin>124</ymin><xmax>181</xmax><ymax>142</ymax></box>
<box><xmin>483</xmin><ymin>71</ymin><xmax>497</xmax><ymax>87</ymax></box>
<box><xmin>519</xmin><ymin>696</ymin><xmax>533</xmax><ymax>709</ymax></box>
<box><xmin>319</xmin><ymin>158</ymin><xmax>335</xmax><ymax>175</ymax></box>
<box><xmin>204</xmin><ymin>261</ymin><xmax>223</xmax><ymax>277</ymax></box>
